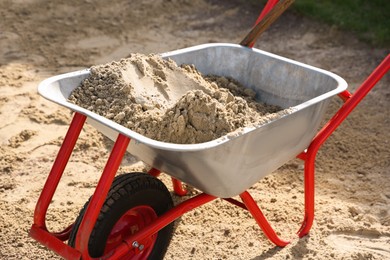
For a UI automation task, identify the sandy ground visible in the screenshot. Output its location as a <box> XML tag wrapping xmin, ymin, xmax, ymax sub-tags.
<box><xmin>0</xmin><ymin>0</ymin><xmax>389</xmax><ymax>259</ymax></box>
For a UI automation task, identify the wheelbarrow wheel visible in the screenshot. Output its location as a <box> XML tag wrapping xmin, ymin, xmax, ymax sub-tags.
<box><xmin>68</xmin><ymin>172</ymin><xmax>174</xmax><ymax>259</ymax></box>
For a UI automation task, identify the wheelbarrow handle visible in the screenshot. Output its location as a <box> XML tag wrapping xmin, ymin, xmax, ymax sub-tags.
<box><xmin>240</xmin><ymin>0</ymin><xmax>295</xmax><ymax>47</ymax></box>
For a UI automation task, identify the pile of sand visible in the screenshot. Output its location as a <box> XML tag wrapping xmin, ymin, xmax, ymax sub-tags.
<box><xmin>69</xmin><ymin>53</ymin><xmax>289</xmax><ymax>144</ymax></box>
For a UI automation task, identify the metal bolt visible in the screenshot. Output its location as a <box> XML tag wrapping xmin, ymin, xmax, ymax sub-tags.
<box><xmin>132</xmin><ymin>241</ymin><xmax>144</xmax><ymax>251</ymax></box>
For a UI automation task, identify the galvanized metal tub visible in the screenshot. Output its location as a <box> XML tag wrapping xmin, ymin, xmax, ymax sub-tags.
<box><xmin>38</xmin><ymin>43</ymin><xmax>347</xmax><ymax>198</ymax></box>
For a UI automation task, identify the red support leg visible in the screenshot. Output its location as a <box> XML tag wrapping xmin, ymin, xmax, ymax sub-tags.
<box><xmin>74</xmin><ymin>134</ymin><xmax>130</xmax><ymax>259</ymax></box>
<box><xmin>31</xmin><ymin>112</ymin><xmax>86</xmax><ymax>232</ymax></box>
<box><xmin>240</xmin><ymin>191</ymin><xmax>289</xmax><ymax>247</ymax></box>
<box><xmin>223</xmin><ymin>198</ymin><xmax>247</xmax><ymax>210</ymax></box>
<box><xmin>148</xmin><ymin>168</ymin><xmax>161</xmax><ymax>177</ymax></box>
<box><xmin>338</xmin><ymin>90</ymin><xmax>353</xmax><ymax>102</ymax></box>
<box><xmin>171</xmin><ymin>178</ymin><xmax>187</xmax><ymax>196</ymax></box>
<box><xmin>29</xmin><ymin>112</ymin><xmax>86</xmax><ymax>259</ymax></box>
<box><xmin>297</xmin><ymin>54</ymin><xmax>390</xmax><ymax>237</ymax></box>
<box><xmin>148</xmin><ymin>168</ymin><xmax>187</xmax><ymax>196</ymax></box>
<box><xmin>297</xmin><ymin>152</ymin><xmax>315</xmax><ymax>237</ymax></box>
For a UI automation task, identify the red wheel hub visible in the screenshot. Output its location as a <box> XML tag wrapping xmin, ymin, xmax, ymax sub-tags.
<box><xmin>104</xmin><ymin>205</ymin><xmax>158</xmax><ymax>259</ymax></box>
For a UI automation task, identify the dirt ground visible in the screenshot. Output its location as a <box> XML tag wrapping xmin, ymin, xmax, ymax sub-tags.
<box><xmin>0</xmin><ymin>0</ymin><xmax>389</xmax><ymax>259</ymax></box>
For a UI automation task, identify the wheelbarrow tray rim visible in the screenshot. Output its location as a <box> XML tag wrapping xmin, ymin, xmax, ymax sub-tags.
<box><xmin>38</xmin><ymin>43</ymin><xmax>347</xmax><ymax>152</ymax></box>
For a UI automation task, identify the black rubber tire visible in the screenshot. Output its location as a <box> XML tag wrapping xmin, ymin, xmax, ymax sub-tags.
<box><xmin>68</xmin><ymin>172</ymin><xmax>174</xmax><ymax>259</ymax></box>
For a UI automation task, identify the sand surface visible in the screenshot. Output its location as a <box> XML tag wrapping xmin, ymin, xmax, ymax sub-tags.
<box><xmin>69</xmin><ymin>54</ymin><xmax>288</xmax><ymax>144</ymax></box>
<box><xmin>1</xmin><ymin>0</ymin><xmax>389</xmax><ymax>259</ymax></box>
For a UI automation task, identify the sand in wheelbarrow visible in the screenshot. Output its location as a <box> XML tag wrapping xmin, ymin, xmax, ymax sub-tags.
<box><xmin>69</xmin><ymin>53</ymin><xmax>291</xmax><ymax>144</ymax></box>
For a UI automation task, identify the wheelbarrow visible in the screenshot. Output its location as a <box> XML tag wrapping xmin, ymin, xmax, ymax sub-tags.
<box><xmin>29</xmin><ymin>0</ymin><xmax>390</xmax><ymax>259</ymax></box>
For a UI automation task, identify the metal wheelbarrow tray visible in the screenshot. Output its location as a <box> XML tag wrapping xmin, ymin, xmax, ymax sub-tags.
<box><xmin>38</xmin><ymin>43</ymin><xmax>347</xmax><ymax>198</ymax></box>
<box><xmin>30</xmin><ymin>42</ymin><xmax>389</xmax><ymax>259</ymax></box>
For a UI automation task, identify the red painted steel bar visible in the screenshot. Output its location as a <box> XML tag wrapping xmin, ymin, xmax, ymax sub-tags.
<box><xmin>243</xmin><ymin>0</ymin><xmax>293</xmax><ymax>48</ymax></box>
<box><xmin>253</xmin><ymin>0</ymin><xmax>279</xmax><ymax>26</ymax></box>
<box><xmin>296</xmin><ymin>152</ymin><xmax>315</xmax><ymax>237</ymax></box>
<box><xmin>107</xmin><ymin>193</ymin><xmax>216</xmax><ymax>259</ymax></box>
<box><xmin>148</xmin><ymin>167</ymin><xmax>161</xmax><ymax>177</ymax></box>
<box><xmin>32</xmin><ymin>112</ymin><xmax>86</xmax><ymax>231</ymax></box>
<box><xmin>171</xmin><ymin>177</ymin><xmax>188</xmax><ymax>196</ymax></box>
<box><xmin>223</xmin><ymin>198</ymin><xmax>248</xmax><ymax>210</ymax></box>
<box><xmin>240</xmin><ymin>191</ymin><xmax>289</xmax><ymax>247</ymax></box>
<box><xmin>74</xmin><ymin>134</ymin><xmax>131</xmax><ymax>259</ymax></box>
<box><xmin>148</xmin><ymin>168</ymin><xmax>187</xmax><ymax>196</ymax></box>
<box><xmin>250</xmin><ymin>0</ymin><xmax>300</xmax><ymax>48</ymax></box>
<box><xmin>29</xmin><ymin>225</ymin><xmax>82</xmax><ymax>259</ymax></box>
<box><xmin>338</xmin><ymin>90</ymin><xmax>353</xmax><ymax>102</ymax></box>
<box><xmin>29</xmin><ymin>112</ymin><xmax>86</xmax><ymax>259</ymax></box>
<box><xmin>297</xmin><ymin>54</ymin><xmax>390</xmax><ymax>236</ymax></box>
<box><xmin>51</xmin><ymin>224</ymin><xmax>74</xmax><ymax>241</ymax></box>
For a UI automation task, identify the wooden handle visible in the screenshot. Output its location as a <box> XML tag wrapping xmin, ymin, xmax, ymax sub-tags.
<box><xmin>240</xmin><ymin>0</ymin><xmax>294</xmax><ymax>47</ymax></box>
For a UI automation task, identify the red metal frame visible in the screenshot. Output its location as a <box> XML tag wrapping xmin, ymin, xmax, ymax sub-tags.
<box><xmin>30</xmin><ymin>54</ymin><xmax>389</xmax><ymax>259</ymax></box>
<box><xmin>30</xmin><ymin>112</ymin><xmax>86</xmax><ymax>259</ymax></box>
<box><xmin>248</xmin><ymin>0</ymin><xmax>279</xmax><ymax>48</ymax></box>
<box><xmin>148</xmin><ymin>168</ymin><xmax>188</xmax><ymax>196</ymax></box>
<box><xmin>296</xmin><ymin>54</ymin><xmax>390</xmax><ymax>236</ymax></box>
<box><xmin>102</xmin><ymin>205</ymin><xmax>158</xmax><ymax>258</ymax></box>
<box><xmin>106</xmin><ymin>193</ymin><xmax>216</xmax><ymax>259</ymax></box>
<box><xmin>74</xmin><ymin>133</ymin><xmax>131</xmax><ymax>259</ymax></box>
<box><xmin>29</xmin><ymin>0</ymin><xmax>390</xmax><ymax>257</ymax></box>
